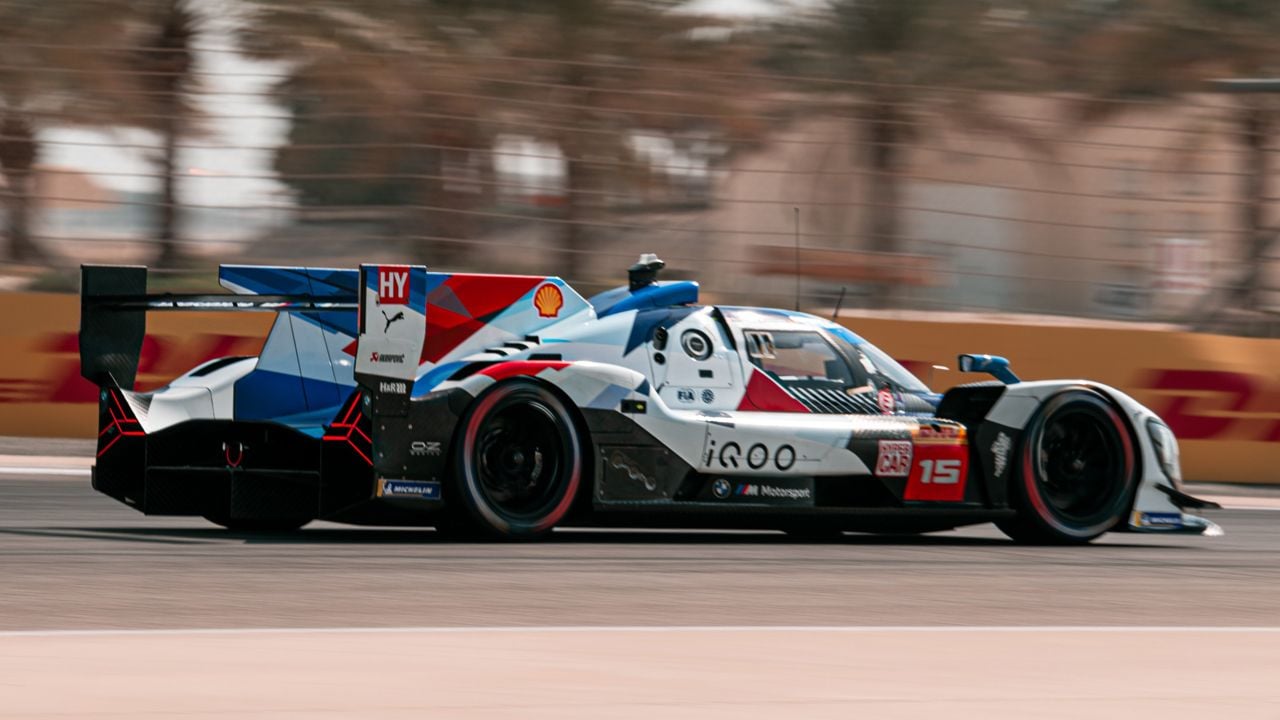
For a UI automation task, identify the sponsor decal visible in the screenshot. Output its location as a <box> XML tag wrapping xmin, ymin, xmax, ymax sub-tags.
<box><xmin>610</xmin><ymin>450</ymin><xmax>658</xmax><ymax>492</ymax></box>
<box><xmin>533</xmin><ymin>283</ymin><xmax>564</xmax><ymax>318</ymax></box>
<box><xmin>991</xmin><ymin>432</ymin><xmax>1012</xmax><ymax>478</ymax></box>
<box><xmin>409</xmin><ymin>440</ymin><xmax>442</xmax><ymax>457</ymax></box>
<box><xmin>379</xmin><ymin>380</ymin><xmax>407</xmax><ymax>395</ymax></box>
<box><xmin>875</xmin><ymin>440</ymin><xmax>913</xmax><ymax>477</ymax></box>
<box><xmin>369</xmin><ymin>352</ymin><xmax>406</xmax><ymax>364</ymax></box>
<box><xmin>381</xmin><ymin>309</ymin><xmax>405</xmax><ymax>333</ymax></box>
<box><xmin>377</xmin><ymin>478</ymin><xmax>441</xmax><ymax>500</ymax></box>
<box><xmin>712</xmin><ymin>478</ymin><xmax>731</xmax><ymax>499</ymax></box>
<box><xmin>916</xmin><ymin>424</ymin><xmax>964</xmax><ymax>442</ymax></box>
<box><xmin>378</xmin><ymin>266</ymin><xmax>410</xmax><ymax>305</ymax></box>
<box><xmin>904</xmin><ymin>444</ymin><xmax>969</xmax><ymax>502</ymax></box>
<box><xmin>877</xmin><ymin>387</ymin><xmax>896</xmax><ymax>414</ymax></box>
<box><xmin>734</xmin><ymin>483</ymin><xmax>812</xmax><ymax>500</ymax></box>
<box><xmin>676</xmin><ymin>388</ymin><xmax>695</xmax><ymax>404</ymax></box>
<box><xmin>1132</xmin><ymin>511</ymin><xmax>1184</xmax><ymax>529</ymax></box>
<box><xmin>701</xmin><ymin>389</ymin><xmax>715</xmax><ymax>404</ymax></box>
<box><xmin>1138</xmin><ymin>369</ymin><xmax>1280</xmax><ymax>442</ymax></box>
<box><xmin>705</xmin><ymin>440</ymin><xmax>798</xmax><ymax>472</ymax></box>
<box><xmin>0</xmin><ymin>330</ymin><xmax>267</xmax><ymax>405</ymax></box>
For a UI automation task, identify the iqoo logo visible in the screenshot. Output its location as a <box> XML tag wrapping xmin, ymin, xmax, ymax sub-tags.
<box><xmin>705</xmin><ymin>439</ymin><xmax>797</xmax><ymax>472</ymax></box>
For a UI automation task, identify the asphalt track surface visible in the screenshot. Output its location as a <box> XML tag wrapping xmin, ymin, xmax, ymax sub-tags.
<box><xmin>1</xmin><ymin>464</ymin><xmax>1277</xmax><ymax>630</ymax></box>
<box><xmin>3</xmin><ymin>447</ymin><xmax>1280</xmax><ymax>718</ymax></box>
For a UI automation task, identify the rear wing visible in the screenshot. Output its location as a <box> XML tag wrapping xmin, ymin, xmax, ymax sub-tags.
<box><xmin>78</xmin><ymin>264</ymin><xmax>358</xmax><ymax>389</ymax></box>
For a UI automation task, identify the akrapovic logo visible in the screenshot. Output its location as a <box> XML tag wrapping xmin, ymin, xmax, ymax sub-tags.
<box><xmin>369</xmin><ymin>352</ymin><xmax>406</xmax><ymax>364</ymax></box>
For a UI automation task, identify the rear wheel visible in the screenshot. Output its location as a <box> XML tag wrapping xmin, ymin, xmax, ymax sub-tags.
<box><xmin>996</xmin><ymin>390</ymin><xmax>1136</xmax><ymax>544</ymax></box>
<box><xmin>451</xmin><ymin>380</ymin><xmax>583</xmax><ymax>539</ymax></box>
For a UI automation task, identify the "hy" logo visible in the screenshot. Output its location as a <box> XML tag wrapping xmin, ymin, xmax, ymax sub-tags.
<box><xmin>378</xmin><ymin>267</ymin><xmax>409</xmax><ymax>305</ymax></box>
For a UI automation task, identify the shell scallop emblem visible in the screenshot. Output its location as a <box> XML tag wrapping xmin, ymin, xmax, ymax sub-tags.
<box><xmin>533</xmin><ymin>283</ymin><xmax>564</xmax><ymax>318</ymax></box>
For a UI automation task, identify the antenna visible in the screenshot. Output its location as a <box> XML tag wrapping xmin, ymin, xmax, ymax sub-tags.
<box><xmin>793</xmin><ymin>207</ymin><xmax>801</xmax><ymax>312</ymax></box>
<box><xmin>831</xmin><ymin>286</ymin><xmax>846</xmax><ymax>320</ymax></box>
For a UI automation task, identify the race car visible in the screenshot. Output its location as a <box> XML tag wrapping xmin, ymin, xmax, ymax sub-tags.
<box><xmin>80</xmin><ymin>255</ymin><xmax>1220</xmax><ymax>542</ymax></box>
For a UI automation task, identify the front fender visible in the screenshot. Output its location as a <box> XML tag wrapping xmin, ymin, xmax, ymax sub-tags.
<box><xmin>982</xmin><ymin>380</ymin><xmax>1219</xmax><ymax>535</ymax></box>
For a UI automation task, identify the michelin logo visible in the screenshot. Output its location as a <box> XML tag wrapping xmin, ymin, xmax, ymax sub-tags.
<box><xmin>1133</xmin><ymin>511</ymin><xmax>1183</xmax><ymax>529</ymax></box>
<box><xmin>378</xmin><ymin>479</ymin><xmax>441</xmax><ymax>500</ymax></box>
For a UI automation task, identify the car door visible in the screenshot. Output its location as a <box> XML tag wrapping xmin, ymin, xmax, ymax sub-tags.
<box><xmin>648</xmin><ymin>310</ymin><xmax>740</xmax><ymax>411</ymax></box>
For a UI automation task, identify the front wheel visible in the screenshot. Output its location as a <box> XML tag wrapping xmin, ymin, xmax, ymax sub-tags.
<box><xmin>451</xmin><ymin>380</ymin><xmax>584</xmax><ymax>539</ymax></box>
<box><xmin>996</xmin><ymin>390</ymin><xmax>1137</xmax><ymax>545</ymax></box>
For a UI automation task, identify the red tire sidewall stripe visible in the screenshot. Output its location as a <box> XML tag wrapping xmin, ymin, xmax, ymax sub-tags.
<box><xmin>461</xmin><ymin>382</ymin><xmax>582</xmax><ymax>534</ymax></box>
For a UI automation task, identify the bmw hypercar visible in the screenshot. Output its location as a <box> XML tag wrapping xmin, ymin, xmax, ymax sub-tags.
<box><xmin>80</xmin><ymin>256</ymin><xmax>1219</xmax><ymax>542</ymax></box>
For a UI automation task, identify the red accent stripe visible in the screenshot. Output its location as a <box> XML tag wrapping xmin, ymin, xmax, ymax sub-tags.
<box><xmin>97</xmin><ymin>390</ymin><xmax>146</xmax><ymax>458</ymax></box>
<box><xmin>345</xmin><ymin>437</ymin><xmax>373</xmax><ymax>466</ymax></box>
<box><xmin>420</xmin><ymin>275</ymin><xmax>545</xmax><ymax>363</ymax></box>
<box><xmin>97</xmin><ymin>433</ymin><xmax>123</xmax><ymax>458</ymax></box>
<box><xmin>477</xmin><ymin>361</ymin><xmax>570</xmax><ymax>383</ymax></box>
<box><xmin>736</xmin><ymin>370</ymin><xmax>811</xmax><ymax>413</ymax></box>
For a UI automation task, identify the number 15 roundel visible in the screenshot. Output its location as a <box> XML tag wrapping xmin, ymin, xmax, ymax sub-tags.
<box><xmin>903</xmin><ymin>444</ymin><xmax>968</xmax><ymax>502</ymax></box>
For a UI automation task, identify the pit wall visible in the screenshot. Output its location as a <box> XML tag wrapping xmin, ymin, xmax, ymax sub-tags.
<box><xmin>1</xmin><ymin>293</ymin><xmax>1274</xmax><ymax>484</ymax></box>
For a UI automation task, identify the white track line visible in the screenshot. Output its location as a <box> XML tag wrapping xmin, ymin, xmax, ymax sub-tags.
<box><xmin>2</xmin><ymin>625</ymin><xmax>1280</xmax><ymax>639</ymax></box>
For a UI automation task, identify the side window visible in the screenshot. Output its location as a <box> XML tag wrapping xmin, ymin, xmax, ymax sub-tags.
<box><xmin>745</xmin><ymin>331</ymin><xmax>860</xmax><ymax>388</ymax></box>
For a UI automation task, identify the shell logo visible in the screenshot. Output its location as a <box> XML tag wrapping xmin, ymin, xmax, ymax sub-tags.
<box><xmin>533</xmin><ymin>283</ymin><xmax>564</xmax><ymax>318</ymax></box>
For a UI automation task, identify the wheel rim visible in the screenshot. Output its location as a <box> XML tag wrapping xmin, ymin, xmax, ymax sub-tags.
<box><xmin>472</xmin><ymin>397</ymin><xmax>568</xmax><ymax>519</ymax></box>
<box><xmin>1035</xmin><ymin>407</ymin><xmax>1125</xmax><ymax>523</ymax></box>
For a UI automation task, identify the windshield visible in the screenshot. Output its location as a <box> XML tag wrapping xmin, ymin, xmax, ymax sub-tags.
<box><xmin>827</xmin><ymin>328</ymin><xmax>931</xmax><ymax>394</ymax></box>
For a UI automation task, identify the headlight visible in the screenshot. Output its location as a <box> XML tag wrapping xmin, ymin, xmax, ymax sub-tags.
<box><xmin>1146</xmin><ymin>419</ymin><xmax>1181</xmax><ymax>486</ymax></box>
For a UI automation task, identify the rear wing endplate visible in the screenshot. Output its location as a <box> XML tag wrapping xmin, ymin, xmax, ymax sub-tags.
<box><xmin>352</xmin><ymin>264</ymin><xmax>428</xmax><ymax>416</ymax></box>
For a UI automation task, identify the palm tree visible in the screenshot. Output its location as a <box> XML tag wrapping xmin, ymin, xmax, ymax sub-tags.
<box><xmin>792</xmin><ymin>0</ymin><xmax>1053</xmax><ymax>307</ymax></box>
<box><xmin>1046</xmin><ymin>0</ymin><xmax>1280</xmax><ymax>322</ymax></box>
<box><xmin>130</xmin><ymin>0</ymin><xmax>200</xmax><ymax>269</ymax></box>
<box><xmin>475</xmin><ymin>0</ymin><xmax>767</xmax><ymax>281</ymax></box>
<box><xmin>0</xmin><ymin>3</ymin><xmax>135</xmax><ymax>263</ymax></box>
<box><xmin>237</xmin><ymin>0</ymin><xmax>498</xmax><ymax>264</ymax></box>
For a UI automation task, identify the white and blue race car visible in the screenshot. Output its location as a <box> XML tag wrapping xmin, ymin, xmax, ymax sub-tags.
<box><xmin>81</xmin><ymin>255</ymin><xmax>1219</xmax><ymax>542</ymax></box>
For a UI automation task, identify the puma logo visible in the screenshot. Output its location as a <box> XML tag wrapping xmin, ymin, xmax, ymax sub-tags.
<box><xmin>381</xmin><ymin>309</ymin><xmax>405</xmax><ymax>332</ymax></box>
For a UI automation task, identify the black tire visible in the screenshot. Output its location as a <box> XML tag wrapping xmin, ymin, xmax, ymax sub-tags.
<box><xmin>996</xmin><ymin>389</ymin><xmax>1137</xmax><ymax>545</ymax></box>
<box><xmin>451</xmin><ymin>379</ymin><xmax>583</xmax><ymax>539</ymax></box>
<box><xmin>203</xmin><ymin>515</ymin><xmax>311</xmax><ymax>533</ymax></box>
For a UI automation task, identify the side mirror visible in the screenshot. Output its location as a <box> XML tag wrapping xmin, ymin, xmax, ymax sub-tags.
<box><xmin>957</xmin><ymin>354</ymin><xmax>1020</xmax><ymax>384</ymax></box>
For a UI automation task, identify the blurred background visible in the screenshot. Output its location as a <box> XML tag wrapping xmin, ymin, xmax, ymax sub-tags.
<box><xmin>2</xmin><ymin>0</ymin><xmax>1279</xmax><ymax>334</ymax></box>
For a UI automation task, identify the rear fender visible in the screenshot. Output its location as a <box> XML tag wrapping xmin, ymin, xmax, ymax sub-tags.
<box><xmin>445</xmin><ymin>360</ymin><xmax>652</xmax><ymax>413</ymax></box>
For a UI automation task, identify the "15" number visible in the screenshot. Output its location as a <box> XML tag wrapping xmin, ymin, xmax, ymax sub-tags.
<box><xmin>919</xmin><ymin>459</ymin><xmax>961</xmax><ymax>484</ymax></box>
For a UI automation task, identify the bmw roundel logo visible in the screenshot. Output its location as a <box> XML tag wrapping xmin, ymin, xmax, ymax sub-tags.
<box><xmin>712</xmin><ymin>478</ymin><xmax>731</xmax><ymax>499</ymax></box>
